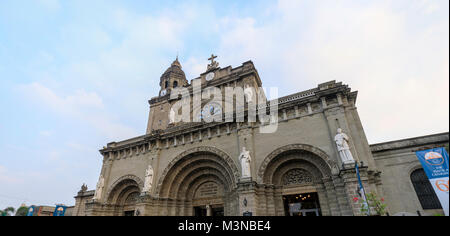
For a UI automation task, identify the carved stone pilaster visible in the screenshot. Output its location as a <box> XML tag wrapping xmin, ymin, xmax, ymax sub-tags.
<box><xmin>339</xmin><ymin>166</ymin><xmax>371</xmax><ymax>216</ymax></box>
<box><xmin>237</xmin><ymin>180</ymin><xmax>257</xmax><ymax>216</ymax></box>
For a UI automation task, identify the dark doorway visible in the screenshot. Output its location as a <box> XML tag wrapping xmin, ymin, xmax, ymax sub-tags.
<box><xmin>124</xmin><ymin>210</ymin><xmax>135</xmax><ymax>216</ymax></box>
<box><xmin>283</xmin><ymin>192</ymin><xmax>321</xmax><ymax>216</ymax></box>
<box><xmin>194</xmin><ymin>206</ymin><xmax>207</xmax><ymax>216</ymax></box>
<box><xmin>194</xmin><ymin>205</ymin><xmax>224</xmax><ymax>216</ymax></box>
<box><xmin>212</xmin><ymin>207</ymin><xmax>224</xmax><ymax>216</ymax></box>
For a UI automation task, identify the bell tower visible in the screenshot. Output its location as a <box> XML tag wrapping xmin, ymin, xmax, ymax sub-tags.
<box><xmin>146</xmin><ymin>57</ymin><xmax>188</xmax><ymax>134</ymax></box>
<box><xmin>158</xmin><ymin>56</ymin><xmax>188</xmax><ymax>96</ymax></box>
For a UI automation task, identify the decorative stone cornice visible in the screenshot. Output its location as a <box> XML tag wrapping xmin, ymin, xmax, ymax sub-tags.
<box><xmin>370</xmin><ymin>132</ymin><xmax>449</xmax><ymax>153</ymax></box>
<box><xmin>100</xmin><ymin>81</ymin><xmax>357</xmax><ymax>157</ymax></box>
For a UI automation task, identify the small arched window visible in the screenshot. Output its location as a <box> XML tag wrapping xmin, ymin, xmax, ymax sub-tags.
<box><xmin>173</xmin><ymin>81</ymin><xmax>178</xmax><ymax>88</ymax></box>
<box><xmin>410</xmin><ymin>169</ymin><xmax>442</xmax><ymax>210</ymax></box>
<box><xmin>164</xmin><ymin>81</ymin><xmax>168</xmax><ymax>88</ymax></box>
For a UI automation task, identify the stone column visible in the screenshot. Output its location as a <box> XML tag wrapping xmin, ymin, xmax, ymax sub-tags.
<box><xmin>315</xmin><ymin>182</ymin><xmax>331</xmax><ymax>216</ymax></box>
<box><xmin>135</xmin><ymin>194</ymin><xmax>155</xmax><ymax>216</ymax></box>
<box><xmin>265</xmin><ymin>185</ymin><xmax>276</xmax><ymax>216</ymax></box>
<box><xmin>332</xmin><ymin>176</ymin><xmax>353</xmax><ymax>216</ymax></box>
<box><xmin>323</xmin><ymin>177</ymin><xmax>341</xmax><ymax>216</ymax></box>
<box><xmin>84</xmin><ymin>201</ymin><xmax>106</xmax><ymax>216</ymax></box>
<box><xmin>206</xmin><ymin>205</ymin><xmax>212</xmax><ymax>216</ymax></box>
<box><xmin>339</xmin><ymin>166</ymin><xmax>372</xmax><ymax>216</ymax></box>
<box><xmin>273</xmin><ymin>187</ymin><xmax>284</xmax><ymax>216</ymax></box>
<box><xmin>257</xmin><ymin>186</ymin><xmax>267</xmax><ymax>215</ymax></box>
<box><xmin>237</xmin><ymin>180</ymin><xmax>257</xmax><ymax>216</ymax></box>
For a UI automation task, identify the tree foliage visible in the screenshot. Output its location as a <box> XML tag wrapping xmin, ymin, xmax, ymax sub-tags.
<box><xmin>354</xmin><ymin>192</ymin><xmax>387</xmax><ymax>216</ymax></box>
<box><xmin>0</xmin><ymin>207</ymin><xmax>16</xmax><ymax>216</ymax></box>
<box><xmin>15</xmin><ymin>206</ymin><xmax>29</xmax><ymax>216</ymax></box>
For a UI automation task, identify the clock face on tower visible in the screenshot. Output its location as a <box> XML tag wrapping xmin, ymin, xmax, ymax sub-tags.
<box><xmin>198</xmin><ymin>102</ymin><xmax>222</xmax><ymax>121</ymax></box>
<box><xmin>205</xmin><ymin>72</ymin><xmax>215</xmax><ymax>81</ymax></box>
<box><xmin>160</xmin><ymin>89</ymin><xmax>167</xmax><ymax>96</ymax></box>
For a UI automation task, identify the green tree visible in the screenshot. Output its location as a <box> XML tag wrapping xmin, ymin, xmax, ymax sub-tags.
<box><xmin>354</xmin><ymin>192</ymin><xmax>387</xmax><ymax>216</ymax></box>
<box><xmin>0</xmin><ymin>207</ymin><xmax>16</xmax><ymax>216</ymax></box>
<box><xmin>15</xmin><ymin>206</ymin><xmax>29</xmax><ymax>216</ymax></box>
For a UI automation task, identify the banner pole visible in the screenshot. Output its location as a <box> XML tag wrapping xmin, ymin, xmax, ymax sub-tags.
<box><xmin>355</xmin><ymin>162</ymin><xmax>371</xmax><ymax>216</ymax></box>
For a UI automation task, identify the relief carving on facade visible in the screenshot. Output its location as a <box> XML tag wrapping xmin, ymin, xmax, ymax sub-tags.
<box><xmin>282</xmin><ymin>169</ymin><xmax>313</xmax><ymax>186</ymax></box>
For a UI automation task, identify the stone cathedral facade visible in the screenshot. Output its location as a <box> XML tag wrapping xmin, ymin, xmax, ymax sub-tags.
<box><xmin>72</xmin><ymin>56</ymin><xmax>448</xmax><ymax>216</ymax></box>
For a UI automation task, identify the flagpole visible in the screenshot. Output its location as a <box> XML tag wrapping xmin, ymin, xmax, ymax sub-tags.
<box><xmin>355</xmin><ymin>162</ymin><xmax>371</xmax><ymax>216</ymax></box>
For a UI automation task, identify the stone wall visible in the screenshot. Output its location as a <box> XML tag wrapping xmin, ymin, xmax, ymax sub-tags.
<box><xmin>72</xmin><ymin>190</ymin><xmax>94</xmax><ymax>216</ymax></box>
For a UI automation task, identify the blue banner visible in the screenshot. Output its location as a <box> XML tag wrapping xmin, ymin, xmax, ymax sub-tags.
<box><xmin>53</xmin><ymin>205</ymin><xmax>67</xmax><ymax>216</ymax></box>
<box><xmin>26</xmin><ymin>206</ymin><xmax>35</xmax><ymax>216</ymax></box>
<box><xmin>416</xmin><ymin>147</ymin><xmax>449</xmax><ymax>179</ymax></box>
<box><xmin>415</xmin><ymin>147</ymin><xmax>449</xmax><ymax>216</ymax></box>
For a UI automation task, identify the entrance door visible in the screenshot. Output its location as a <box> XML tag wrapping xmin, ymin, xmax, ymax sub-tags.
<box><xmin>194</xmin><ymin>206</ymin><xmax>207</xmax><ymax>216</ymax></box>
<box><xmin>212</xmin><ymin>206</ymin><xmax>224</xmax><ymax>216</ymax></box>
<box><xmin>124</xmin><ymin>210</ymin><xmax>135</xmax><ymax>216</ymax></box>
<box><xmin>283</xmin><ymin>192</ymin><xmax>321</xmax><ymax>216</ymax></box>
<box><xmin>194</xmin><ymin>205</ymin><xmax>224</xmax><ymax>216</ymax></box>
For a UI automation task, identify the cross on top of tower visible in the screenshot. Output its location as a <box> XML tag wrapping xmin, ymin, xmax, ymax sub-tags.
<box><xmin>207</xmin><ymin>54</ymin><xmax>219</xmax><ymax>71</ymax></box>
<box><xmin>208</xmin><ymin>54</ymin><xmax>217</xmax><ymax>63</ymax></box>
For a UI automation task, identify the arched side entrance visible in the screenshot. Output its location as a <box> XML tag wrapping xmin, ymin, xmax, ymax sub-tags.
<box><xmin>258</xmin><ymin>144</ymin><xmax>343</xmax><ymax>216</ymax></box>
<box><xmin>155</xmin><ymin>146</ymin><xmax>239</xmax><ymax>216</ymax></box>
<box><xmin>105</xmin><ymin>175</ymin><xmax>143</xmax><ymax>216</ymax></box>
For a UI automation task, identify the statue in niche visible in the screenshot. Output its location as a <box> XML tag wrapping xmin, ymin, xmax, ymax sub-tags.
<box><xmin>142</xmin><ymin>165</ymin><xmax>154</xmax><ymax>193</ymax></box>
<box><xmin>93</xmin><ymin>175</ymin><xmax>104</xmax><ymax>201</ymax></box>
<box><xmin>169</xmin><ymin>108</ymin><xmax>176</xmax><ymax>124</ymax></box>
<box><xmin>239</xmin><ymin>147</ymin><xmax>252</xmax><ymax>178</ymax></box>
<box><xmin>334</xmin><ymin>128</ymin><xmax>355</xmax><ymax>164</ymax></box>
<box><xmin>244</xmin><ymin>84</ymin><xmax>254</xmax><ymax>103</ymax></box>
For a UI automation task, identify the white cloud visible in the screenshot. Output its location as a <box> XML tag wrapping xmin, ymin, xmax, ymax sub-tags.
<box><xmin>17</xmin><ymin>1</ymin><xmax>448</xmax><ymax>145</ymax></box>
<box><xmin>19</xmin><ymin>82</ymin><xmax>138</xmax><ymax>140</ymax></box>
<box><xmin>215</xmin><ymin>0</ymin><xmax>449</xmax><ymax>143</ymax></box>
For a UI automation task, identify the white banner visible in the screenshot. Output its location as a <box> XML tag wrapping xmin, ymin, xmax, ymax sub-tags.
<box><xmin>429</xmin><ymin>177</ymin><xmax>449</xmax><ymax>216</ymax></box>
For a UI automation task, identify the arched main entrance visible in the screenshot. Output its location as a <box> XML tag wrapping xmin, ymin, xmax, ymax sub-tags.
<box><xmin>259</xmin><ymin>144</ymin><xmax>339</xmax><ymax>216</ymax></box>
<box><xmin>106</xmin><ymin>175</ymin><xmax>143</xmax><ymax>216</ymax></box>
<box><xmin>156</xmin><ymin>147</ymin><xmax>239</xmax><ymax>216</ymax></box>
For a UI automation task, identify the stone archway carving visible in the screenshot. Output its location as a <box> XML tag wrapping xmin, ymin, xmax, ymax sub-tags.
<box><xmin>258</xmin><ymin>144</ymin><xmax>339</xmax><ymax>183</ymax></box>
<box><xmin>106</xmin><ymin>174</ymin><xmax>144</xmax><ymax>204</ymax></box>
<box><xmin>155</xmin><ymin>146</ymin><xmax>239</xmax><ymax>197</ymax></box>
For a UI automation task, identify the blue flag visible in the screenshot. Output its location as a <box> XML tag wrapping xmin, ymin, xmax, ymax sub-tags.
<box><xmin>355</xmin><ymin>163</ymin><xmax>370</xmax><ymax>215</ymax></box>
<box><xmin>415</xmin><ymin>147</ymin><xmax>449</xmax><ymax>216</ymax></box>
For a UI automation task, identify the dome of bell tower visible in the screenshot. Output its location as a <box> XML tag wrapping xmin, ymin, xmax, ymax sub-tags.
<box><xmin>159</xmin><ymin>57</ymin><xmax>187</xmax><ymax>93</ymax></box>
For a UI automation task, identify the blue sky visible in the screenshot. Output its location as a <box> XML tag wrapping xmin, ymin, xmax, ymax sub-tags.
<box><xmin>0</xmin><ymin>0</ymin><xmax>448</xmax><ymax>210</ymax></box>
